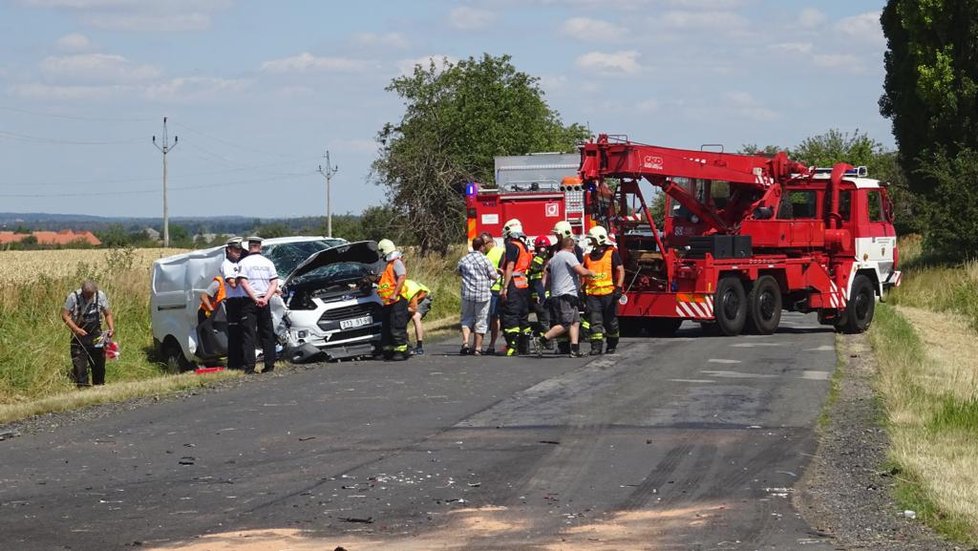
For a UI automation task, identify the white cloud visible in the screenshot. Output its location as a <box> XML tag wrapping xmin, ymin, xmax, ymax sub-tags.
<box><xmin>397</xmin><ymin>55</ymin><xmax>458</xmax><ymax>76</ymax></box>
<box><xmin>260</xmin><ymin>52</ymin><xmax>369</xmax><ymax>73</ymax></box>
<box><xmin>40</xmin><ymin>53</ymin><xmax>161</xmax><ymax>82</ymax></box>
<box><xmin>354</xmin><ymin>32</ymin><xmax>409</xmax><ymax>49</ymax></box>
<box><xmin>575</xmin><ymin>50</ymin><xmax>641</xmax><ymax>74</ymax></box>
<box><xmin>448</xmin><ymin>6</ymin><xmax>495</xmax><ymax>30</ymax></box>
<box><xmin>813</xmin><ymin>53</ymin><xmax>864</xmax><ymax>73</ymax></box>
<box><xmin>798</xmin><ymin>8</ymin><xmax>826</xmax><ymax>28</ymax></box>
<box><xmin>727</xmin><ymin>91</ymin><xmax>777</xmax><ymax>121</ymax></box>
<box><xmin>82</xmin><ymin>12</ymin><xmax>210</xmax><ymax>31</ymax></box>
<box><xmin>8</xmin><ymin>81</ymin><xmax>132</xmax><ymax>100</ymax></box>
<box><xmin>770</xmin><ymin>42</ymin><xmax>813</xmax><ymax>55</ymax></box>
<box><xmin>836</xmin><ymin>11</ymin><xmax>883</xmax><ymax>44</ymax></box>
<box><xmin>660</xmin><ymin>10</ymin><xmax>748</xmax><ymax>30</ymax></box>
<box><xmin>560</xmin><ymin>17</ymin><xmax>626</xmax><ymax>42</ymax></box>
<box><xmin>21</xmin><ymin>0</ymin><xmax>232</xmax><ymax>31</ymax></box>
<box><xmin>143</xmin><ymin>77</ymin><xmax>249</xmax><ymax>102</ymax></box>
<box><xmin>637</xmin><ymin>98</ymin><xmax>660</xmax><ymax>113</ymax></box>
<box><xmin>55</xmin><ymin>32</ymin><xmax>92</xmax><ymax>51</ymax></box>
<box><xmin>538</xmin><ymin>73</ymin><xmax>569</xmax><ymax>93</ymax></box>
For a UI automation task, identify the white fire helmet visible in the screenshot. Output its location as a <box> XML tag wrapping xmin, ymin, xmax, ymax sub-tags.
<box><xmin>552</xmin><ymin>220</ymin><xmax>573</xmax><ymax>238</ymax></box>
<box><xmin>377</xmin><ymin>239</ymin><xmax>396</xmax><ymax>256</ymax></box>
<box><xmin>588</xmin><ymin>225</ymin><xmax>611</xmax><ymax>246</ymax></box>
<box><xmin>503</xmin><ymin>218</ymin><xmax>524</xmax><ymax>238</ymax></box>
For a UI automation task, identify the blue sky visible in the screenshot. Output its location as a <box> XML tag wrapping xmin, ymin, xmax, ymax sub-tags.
<box><xmin>0</xmin><ymin>0</ymin><xmax>890</xmax><ymax>219</ymax></box>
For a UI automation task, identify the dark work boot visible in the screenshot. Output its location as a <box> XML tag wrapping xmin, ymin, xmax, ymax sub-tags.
<box><xmin>590</xmin><ymin>340</ymin><xmax>603</xmax><ymax>356</ymax></box>
<box><xmin>606</xmin><ymin>337</ymin><xmax>619</xmax><ymax>354</ymax></box>
<box><xmin>518</xmin><ymin>334</ymin><xmax>530</xmax><ymax>355</ymax></box>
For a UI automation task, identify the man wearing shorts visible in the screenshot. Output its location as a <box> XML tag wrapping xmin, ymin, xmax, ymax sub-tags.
<box><xmin>456</xmin><ymin>236</ymin><xmax>499</xmax><ymax>355</ymax></box>
<box><xmin>538</xmin><ymin>236</ymin><xmax>594</xmax><ymax>357</ymax></box>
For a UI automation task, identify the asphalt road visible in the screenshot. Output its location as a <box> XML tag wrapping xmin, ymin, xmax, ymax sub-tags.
<box><xmin>0</xmin><ymin>312</ymin><xmax>839</xmax><ymax>550</ymax></box>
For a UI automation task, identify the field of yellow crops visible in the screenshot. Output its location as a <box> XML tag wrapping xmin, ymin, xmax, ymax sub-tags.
<box><xmin>0</xmin><ymin>248</ymin><xmax>190</xmax><ymax>282</ymax></box>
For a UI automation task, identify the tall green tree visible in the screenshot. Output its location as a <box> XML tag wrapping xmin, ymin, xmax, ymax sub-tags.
<box><xmin>373</xmin><ymin>53</ymin><xmax>588</xmax><ymax>255</ymax></box>
<box><xmin>880</xmin><ymin>0</ymin><xmax>978</xmax><ymax>195</ymax></box>
<box><xmin>881</xmin><ymin>1</ymin><xmax>978</xmax><ymax>256</ymax></box>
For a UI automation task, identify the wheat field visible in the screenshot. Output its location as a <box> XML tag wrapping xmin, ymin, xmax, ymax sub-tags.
<box><xmin>0</xmin><ymin>248</ymin><xmax>189</xmax><ymax>282</ymax></box>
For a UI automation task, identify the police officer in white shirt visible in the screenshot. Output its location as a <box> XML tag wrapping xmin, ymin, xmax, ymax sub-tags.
<box><xmin>237</xmin><ymin>235</ymin><xmax>279</xmax><ymax>374</ymax></box>
<box><xmin>221</xmin><ymin>237</ymin><xmax>247</xmax><ymax>370</ymax></box>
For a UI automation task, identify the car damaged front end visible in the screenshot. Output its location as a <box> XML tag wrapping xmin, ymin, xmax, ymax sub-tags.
<box><xmin>271</xmin><ymin>240</ymin><xmax>383</xmax><ymax>362</ymax></box>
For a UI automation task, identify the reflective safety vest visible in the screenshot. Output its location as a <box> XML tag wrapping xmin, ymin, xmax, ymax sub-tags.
<box><xmin>378</xmin><ymin>261</ymin><xmax>401</xmax><ymax>305</ymax></box>
<box><xmin>400</xmin><ymin>279</ymin><xmax>429</xmax><ymax>301</ymax></box>
<box><xmin>508</xmin><ymin>239</ymin><xmax>532</xmax><ymax>289</ymax></box>
<box><xmin>584</xmin><ymin>248</ymin><xmax>615</xmax><ymax>296</ymax></box>
<box><xmin>199</xmin><ymin>275</ymin><xmax>226</xmax><ymax>316</ymax></box>
<box><xmin>486</xmin><ymin>246</ymin><xmax>504</xmax><ymax>292</ymax></box>
<box><xmin>528</xmin><ymin>253</ymin><xmax>547</xmax><ymax>281</ymax></box>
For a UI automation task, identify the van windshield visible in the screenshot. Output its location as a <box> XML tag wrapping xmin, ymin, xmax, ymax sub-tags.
<box><xmin>262</xmin><ymin>239</ymin><xmax>346</xmax><ymax>276</ymax></box>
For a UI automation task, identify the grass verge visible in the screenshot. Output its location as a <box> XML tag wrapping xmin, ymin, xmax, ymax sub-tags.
<box><xmin>869</xmin><ymin>303</ymin><xmax>978</xmax><ymax>542</ymax></box>
<box><xmin>0</xmin><ymin>370</ymin><xmax>237</xmax><ymax>425</ymax></box>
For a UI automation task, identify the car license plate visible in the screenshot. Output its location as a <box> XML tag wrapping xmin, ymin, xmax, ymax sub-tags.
<box><xmin>340</xmin><ymin>315</ymin><xmax>372</xmax><ymax>330</ymax></box>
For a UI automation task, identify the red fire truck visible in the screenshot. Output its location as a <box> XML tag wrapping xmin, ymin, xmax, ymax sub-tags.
<box><xmin>465</xmin><ymin>153</ymin><xmax>592</xmax><ymax>244</ymax></box>
<box><xmin>467</xmin><ymin>137</ymin><xmax>901</xmax><ymax>337</ymax></box>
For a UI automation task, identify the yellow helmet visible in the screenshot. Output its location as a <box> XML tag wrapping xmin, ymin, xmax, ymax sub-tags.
<box><xmin>377</xmin><ymin>239</ymin><xmax>396</xmax><ymax>256</ymax></box>
<box><xmin>503</xmin><ymin>218</ymin><xmax>524</xmax><ymax>238</ymax></box>
<box><xmin>588</xmin><ymin>225</ymin><xmax>610</xmax><ymax>246</ymax></box>
<box><xmin>552</xmin><ymin>220</ymin><xmax>573</xmax><ymax>238</ymax></box>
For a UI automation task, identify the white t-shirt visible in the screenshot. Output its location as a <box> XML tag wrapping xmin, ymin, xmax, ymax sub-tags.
<box><xmin>221</xmin><ymin>259</ymin><xmax>246</xmax><ymax>298</ymax></box>
<box><xmin>238</xmin><ymin>254</ymin><xmax>279</xmax><ymax>297</ymax></box>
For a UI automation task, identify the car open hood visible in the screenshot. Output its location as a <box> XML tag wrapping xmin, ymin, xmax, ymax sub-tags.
<box><xmin>283</xmin><ymin>240</ymin><xmax>381</xmax><ymax>286</ymax></box>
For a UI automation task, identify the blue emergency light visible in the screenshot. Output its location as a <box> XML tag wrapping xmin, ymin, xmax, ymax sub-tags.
<box><xmin>465</xmin><ymin>182</ymin><xmax>479</xmax><ymax>196</ymax></box>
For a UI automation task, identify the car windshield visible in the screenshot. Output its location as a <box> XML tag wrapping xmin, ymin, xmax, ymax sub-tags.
<box><xmin>290</xmin><ymin>262</ymin><xmax>373</xmax><ymax>287</ymax></box>
<box><xmin>261</xmin><ymin>239</ymin><xmax>346</xmax><ymax>276</ymax></box>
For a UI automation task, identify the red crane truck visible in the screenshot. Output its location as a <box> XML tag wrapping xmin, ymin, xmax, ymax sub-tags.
<box><xmin>577</xmin><ymin>134</ymin><xmax>901</xmax><ymax>336</ymax></box>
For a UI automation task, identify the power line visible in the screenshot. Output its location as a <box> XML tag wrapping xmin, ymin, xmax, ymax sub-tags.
<box><xmin>0</xmin><ymin>129</ymin><xmax>142</xmax><ymax>145</ymax></box>
<box><xmin>0</xmin><ymin>172</ymin><xmax>314</xmax><ymax>198</ymax></box>
<box><xmin>0</xmin><ymin>105</ymin><xmax>155</xmax><ymax>123</ymax></box>
<box><xmin>0</xmin><ymin>158</ymin><xmax>311</xmax><ymax>189</ymax></box>
<box><xmin>172</xmin><ymin>121</ymin><xmax>305</xmax><ymax>162</ymax></box>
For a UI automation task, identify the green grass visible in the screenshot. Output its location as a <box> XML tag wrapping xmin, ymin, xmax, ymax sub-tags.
<box><xmin>0</xmin><ymin>245</ymin><xmax>468</xmax><ymax>410</ymax></box>
<box><xmin>889</xmin><ymin>234</ymin><xmax>978</xmax><ymax>332</ymax></box>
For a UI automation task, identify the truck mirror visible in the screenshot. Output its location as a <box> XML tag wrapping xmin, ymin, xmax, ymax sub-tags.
<box><xmin>753</xmin><ymin>206</ymin><xmax>773</xmax><ymax>220</ymax></box>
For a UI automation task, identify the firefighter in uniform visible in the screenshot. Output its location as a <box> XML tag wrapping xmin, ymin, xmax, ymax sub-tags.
<box><xmin>401</xmin><ymin>279</ymin><xmax>432</xmax><ymax>355</ymax></box>
<box><xmin>499</xmin><ymin>218</ymin><xmax>533</xmax><ymax>356</ymax></box>
<box><xmin>583</xmin><ymin>226</ymin><xmax>625</xmax><ymax>355</ymax></box>
<box><xmin>528</xmin><ymin>235</ymin><xmax>552</xmax><ymax>337</ymax></box>
<box><xmin>377</xmin><ymin>239</ymin><xmax>411</xmax><ymax>361</ymax></box>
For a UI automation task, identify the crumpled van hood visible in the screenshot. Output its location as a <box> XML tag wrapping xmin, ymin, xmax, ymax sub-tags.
<box><xmin>283</xmin><ymin>240</ymin><xmax>381</xmax><ymax>286</ymax></box>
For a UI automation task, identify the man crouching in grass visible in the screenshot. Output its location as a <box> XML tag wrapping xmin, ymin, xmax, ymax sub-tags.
<box><xmin>62</xmin><ymin>280</ymin><xmax>114</xmax><ymax>387</ymax></box>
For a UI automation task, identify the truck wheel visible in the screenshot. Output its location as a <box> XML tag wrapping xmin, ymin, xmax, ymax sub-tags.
<box><xmin>161</xmin><ymin>339</ymin><xmax>193</xmax><ymax>374</ymax></box>
<box><xmin>746</xmin><ymin>276</ymin><xmax>782</xmax><ymax>335</ymax></box>
<box><xmin>843</xmin><ymin>274</ymin><xmax>876</xmax><ymax>334</ymax></box>
<box><xmin>715</xmin><ymin>276</ymin><xmax>747</xmax><ymax>336</ymax></box>
<box><xmin>646</xmin><ymin>318</ymin><xmax>682</xmax><ymax>337</ymax></box>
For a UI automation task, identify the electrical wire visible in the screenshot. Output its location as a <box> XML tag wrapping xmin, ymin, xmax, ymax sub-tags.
<box><xmin>0</xmin><ymin>171</ymin><xmax>316</xmax><ymax>198</ymax></box>
<box><xmin>0</xmin><ymin>105</ymin><xmax>156</xmax><ymax>123</ymax></box>
<box><xmin>0</xmin><ymin>129</ymin><xmax>143</xmax><ymax>145</ymax></box>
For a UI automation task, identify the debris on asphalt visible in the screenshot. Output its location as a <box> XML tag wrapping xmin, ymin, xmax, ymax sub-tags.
<box><xmin>178</xmin><ymin>456</ymin><xmax>195</xmax><ymax>465</ymax></box>
<box><xmin>340</xmin><ymin>516</ymin><xmax>373</xmax><ymax>524</ymax></box>
<box><xmin>0</xmin><ymin>430</ymin><xmax>20</xmax><ymax>441</ymax></box>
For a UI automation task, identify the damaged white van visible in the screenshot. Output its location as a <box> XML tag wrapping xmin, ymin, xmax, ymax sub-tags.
<box><xmin>151</xmin><ymin>237</ymin><xmax>383</xmax><ymax>371</ymax></box>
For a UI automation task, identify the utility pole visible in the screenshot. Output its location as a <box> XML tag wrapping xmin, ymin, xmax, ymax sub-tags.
<box><xmin>152</xmin><ymin>117</ymin><xmax>178</xmax><ymax>247</ymax></box>
<box><xmin>318</xmin><ymin>150</ymin><xmax>338</xmax><ymax>237</ymax></box>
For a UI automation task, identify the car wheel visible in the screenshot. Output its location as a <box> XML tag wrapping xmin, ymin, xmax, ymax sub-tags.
<box><xmin>161</xmin><ymin>339</ymin><xmax>194</xmax><ymax>374</ymax></box>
